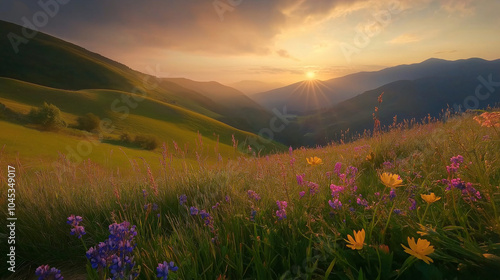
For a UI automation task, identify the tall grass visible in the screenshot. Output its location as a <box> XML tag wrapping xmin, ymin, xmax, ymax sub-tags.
<box><xmin>1</xmin><ymin>111</ymin><xmax>499</xmax><ymax>279</ymax></box>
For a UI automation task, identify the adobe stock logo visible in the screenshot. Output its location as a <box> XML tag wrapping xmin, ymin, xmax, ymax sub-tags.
<box><xmin>7</xmin><ymin>0</ymin><xmax>71</xmax><ymax>54</ymax></box>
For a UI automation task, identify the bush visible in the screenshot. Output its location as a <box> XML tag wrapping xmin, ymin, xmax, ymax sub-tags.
<box><xmin>133</xmin><ymin>134</ymin><xmax>159</xmax><ymax>150</ymax></box>
<box><xmin>28</xmin><ymin>102</ymin><xmax>66</xmax><ymax>129</ymax></box>
<box><xmin>76</xmin><ymin>113</ymin><xmax>100</xmax><ymax>132</ymax></box>
<box><xmin>120</xmin><ymin>132</ymin><xmax>132</xmax><ymax>144</ymax></box>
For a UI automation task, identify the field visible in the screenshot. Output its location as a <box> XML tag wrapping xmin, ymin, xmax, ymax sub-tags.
<box><xmin>1</xmin><ymin>110</ymin><xmax>499</xmax><ymax>279</ymax></box>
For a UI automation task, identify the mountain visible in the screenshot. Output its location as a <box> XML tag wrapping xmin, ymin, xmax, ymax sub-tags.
<box><xmin>251</xmin><ymin>58</ymin><xmax>500</xmax><ymax>114</ymax></box>
<box><xmin>228</xmin><ymin>80</ymin><xmax>285</xmax><ymax>95</ymax></box>
<box><xmin>163</xmin><ymin>78</ymin><xmax>271</xmax><ymax>132</ymax></box>
<box><xmin>0</xmin><ymin>20</ymin><xmax>285</xmax><ymax>155</ymax></box>
<box><xmin>300</xmin><ymin>69</ymin><xmax>500</xmax><ymax>145</ymax></box>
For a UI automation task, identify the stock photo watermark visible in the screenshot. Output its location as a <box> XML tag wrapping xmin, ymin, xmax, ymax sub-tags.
<box><xmin>213</xmin><ymin>0</ymin><xmax>243</xmax><ymax>21</ymax></box>
<box><xmin>239</xmin><ymin>106</ymin><xmax>296</xmax><ymax>154</ymax></box>
<box><xmin>453</xmin><ymin>74</ymin><xmax>500</xmax><ymax>112</ymax></box>
<box><xmin>6</xmin><ymin>165</ymin><xmax>17</xmax><ymax>273</ymax></box>
<box><xmin>7</xmin><ymin>0</ymin><xmax>71</xmax><ymax>54</ymax></box>
<box><xmin>340</xmin><ymin>1</ymin><xmax>402</xmax><ymax>63</ymax></box>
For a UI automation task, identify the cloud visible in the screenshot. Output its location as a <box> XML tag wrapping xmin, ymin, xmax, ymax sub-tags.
<box><xmin>434</xmin><ymin>50</ymin><xmax>458</xmax><ymax>55</ymax></box>
<box><xmin>276</xmin><ymin>49</ymin><xmax>300</xmax><ymax>61</ymax></box>
<box><xmin>388</xmin><ymin>34</ymin><xmax>421</xmax><ymax>44</ymax></box>
<box><xmin>440</xmin><ymin>0</ymin><xmax>475</xmax><ymax>16</ymax></box>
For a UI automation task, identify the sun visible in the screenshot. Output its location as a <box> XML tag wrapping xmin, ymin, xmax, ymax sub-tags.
<box><xmin>306</xmin><ymin>71</ymin><xmax>316</xmax><ymax>80</ymax></box>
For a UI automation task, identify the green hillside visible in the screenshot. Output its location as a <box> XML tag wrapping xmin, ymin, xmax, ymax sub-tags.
<box><xmin>0</xmin><ymin>19</ymin><xmax>271</xmax><ymax>133</ymax></box>
<box><xmin>0</xmin><ymin>77</ymin><xmax>285</xmax><ymax>165</ymax></box>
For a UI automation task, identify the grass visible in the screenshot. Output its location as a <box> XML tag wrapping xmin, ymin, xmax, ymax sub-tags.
<box><xmin>0</xmin><ymin>110</ymin><xmax>499</xmax><ymax>279</ymax></box>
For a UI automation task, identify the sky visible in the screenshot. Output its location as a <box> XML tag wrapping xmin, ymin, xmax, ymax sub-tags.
<box><xmin>1</xmin><ymin>0</ymin><xmax>499</xmax><ymax>85</ymax></box>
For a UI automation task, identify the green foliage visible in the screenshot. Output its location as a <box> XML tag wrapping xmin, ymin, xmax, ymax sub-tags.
<box><xmin>76</xmin><ymin>113</ymin><xmax>100</xmax><ymax>132</ymax></box>
<box><xmin>2</xmin><ymin>111</ymin><xmax>500</xmax><ymax>279</ymax></box>
<box><xmin>28</xmin><ymin>102</ymin><xmax>66</xmax><ymax>129</ymax></box>
<box><xmin>133</xmin><ymin>134</ymin><xmax>160</xmax><ymax>150</ymax></box>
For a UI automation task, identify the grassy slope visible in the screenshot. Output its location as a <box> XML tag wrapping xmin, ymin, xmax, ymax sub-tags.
<box><xmin>1</xmin><ymin>111</ymin><xmax>499</xmax><ymax>279</ymax></box>
<box><xmin>0</xmin><ymin>77</ymin><xmax>285</xmax><ymax>164</ymax></box>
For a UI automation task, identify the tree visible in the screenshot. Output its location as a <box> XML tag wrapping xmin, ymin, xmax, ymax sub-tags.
<box><xmin>28</xmin><ymin>102</ymin><xmax>66</xmax><ymax>129</ymax></box>
<box><xmin>76</xmin><ymin>113</ymin><xmax>100</xmax><ymax>132</ymax></box>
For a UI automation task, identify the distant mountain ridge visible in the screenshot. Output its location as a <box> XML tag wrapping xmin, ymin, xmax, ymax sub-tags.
<box><xmin>251</xmin><ymin>58</ymin><xmax>500</xmax><ymax>114</ymax></box>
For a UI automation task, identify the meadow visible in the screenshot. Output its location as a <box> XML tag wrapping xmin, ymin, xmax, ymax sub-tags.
<box><xmin>1</xmin><ymin>110</ymin><xmax>500</xmax><ymax>280</ymax></box>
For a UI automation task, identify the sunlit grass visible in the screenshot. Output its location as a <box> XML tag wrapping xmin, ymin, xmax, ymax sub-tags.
<box><xmin>1</xmin><ymin>111</ymin><xmax>499</xmax><ymax>279</ymax></box>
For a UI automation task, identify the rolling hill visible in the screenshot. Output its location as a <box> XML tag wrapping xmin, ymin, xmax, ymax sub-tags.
<box><xmin>251</xmin><ymin>58</ymin><xmax>500</xmax><ymax>114</ymax></box>
<box><xmin>0</xmin><ymin>19</ymin><xmax>273</xmax><ymax>133</ymax></box>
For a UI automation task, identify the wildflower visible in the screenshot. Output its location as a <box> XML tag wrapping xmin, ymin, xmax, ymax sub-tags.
<box><xmin>306</xmin><ymin>156</ymin><xmax>323</xmax><ymax>166</ymax></box>
<box><xmin>417</xmin><ymin>224</ymin><xmax>436</xmax><ymax>237</ymax></box>
<box><xmin>379</xmin><ymin>244</ymin><xmax>390</xmax><ymax>254</ymax></box>
<box><xmin>35</xmin><ymin>265</ymin><xmax>63</xmax><ymax>280</ymax></box>
<box><xmin>250</xmin><ymin>209</ymin><xmax>257</xmax><ymax>222</ymax></box>
<box><xmin>366</xmin><ymin>151</ymin><xmax>375</xmax><ymax>162</ymax></box>
<box><xmin>389</xmin><ymin>189</ymin><xmax>396</xmax><ymax>200</ymax></box>
<box><xmin>247</xmin><ymin>190</ymin><xmax>261</xmax><ymax>201</ymax></box>
<box><xmin>212</xmin><ymin>202</ymin><xmax>220</xmax><ymax>209</ymax></box>
<box><xmin>334</xmin><ymin>162</ymin><xmax>342</xmax><ymax>175</ymax></box>
<box><xmin>289</xmin><ymin>146</ymin><xmax>293</xmax><ymax>156</ymax></box>
<box><xmin>299</xmin><ymin>191</ymin><xmax>306</xmax><ymax>198</ymax></box>
<box><xmin>296</xmin><ymin>174</ymin><xmax>305</xmax><ymax>186</ymax></box>
<box><xmin>421</xmin><ymin>193</ymin><xmax>441</xmax><ymax>204</ymax></box>
<box><xmin>394</xmin><ymin>209</ymin><xmax>402</xmax><ymax>215</ymax></box>
<box><xmin>380</xmin><ymin>172</ymin><xmax>403</xmax><ymax>188</ymax></box>
<box><xmin>330</xmin><ymin>184</ymin><xmax>345</xmax><ymax>198</ymax></box>
<box><xmin>152</xmin><ymin>203</ymin><xmax>159</xmax><ymax>211</ymax></box>
<box><xmin>356</xmin><ymin>197</ymin><xmax>368</xmax><ymax>208</ymax></box>
<box><xmin>408</xmin><ymin>198</ymin><xmax>417</xmax><ymax>211</ymax></box>
<box><xmin>474</xmin><ymin>112</ymin><xmax>500</xmax><ymax>128</ymax></box>
<box><xmin>308</xmin><ymin>182</ymin><xmax>320</xmax><ymax>195</ymax></box>
<box><xmin>328</xmin><ymin>199</ymin><xmax>342</xmax><ymax>210</ymax></box>
<box><xmin>401</xmin><ymin>237</ymin><xmax>435</xmax><ymax>264</ymax></box>
<box><xmin>345</xmin><ymin>229</ymin><xmax>365</xmax><ymax>250</ymax></box>
<box><xmin>86</xmin><ymin>221</ymin><xmax>138</xmax><ymax>279</ymax></box>
<box><xmin>190</xmin><ymin>206</ymin><xmax>199</xmax><ymax>216</ymax></box>
<box><xmin>290</xmin><ymin>158</ymin><xmax>296</xmax><ymax>166</ymax></box>
<box><xmin>276</xmin><ymin>200</ymin><xmax>288</xmax><ymax>220</ymax></box>
<box><xmin>225</xmin><ymin>195</ymin><xmax>231</xmax><ymax>203</ymax></box>
<box><xmin>156</xmin><ymin>261</ymin><xmax>178</xmax><ymax>280</ymax></box>
<box><xmin>67</xmin><ymin>215</ymin><xmax>85</xmax><ymax>239</ymax></box>
<box><xmin>383</xmin><ymin>161</ymin><xmax>394</xmax><ymax>169</ymax></box>
<box><xmin>179</xmin><ymin>194</ymin><xmax>187</xmax><ymax>205</ymax></box>
<box><xmin>142</xmin><ymin>189</ymin><xmax>148</xmax><ymax>198</ymax></box>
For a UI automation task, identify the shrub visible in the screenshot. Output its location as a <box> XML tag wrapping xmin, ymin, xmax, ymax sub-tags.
<box><xmin>120</xmin><ymin>132</ymin><xmax>132</xmax><ymax>144</ymax></box>
<box><xmin>76</xmin><ymin>113</ymin><xmax>100</xmax><ymax>132</ymax></box>
<box><xmin>133</xmin><ymin>134</ymin><xmax>159</xmax><ymax>150</ymax></box>
<box><xmin>28</xmin><ymin>102</ymin><xmax>66</xmax><ymax>129</ymax></box>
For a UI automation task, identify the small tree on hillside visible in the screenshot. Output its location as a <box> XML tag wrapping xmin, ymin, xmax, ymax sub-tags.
<box><xmin>76</xmin><ymin>113</ymin><xmax>101</xmax><ymax>132</ymax></box>
<box><xmin>28</xmin><ymin>102</ymin><xmax>66</xmax><ymax>129</ymax></box>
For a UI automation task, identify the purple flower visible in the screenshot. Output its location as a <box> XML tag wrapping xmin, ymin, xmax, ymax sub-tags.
<box><xmin>383</xmin><ymin>161</ymin><xmax>394</xmax><ymax>169</ymax></box>
<box><xmin>394</xmin><ymin>209</ymin><xmax>402</xmax><ymax>215</ymax></box>
<box><xmin>334</xmin><ymin>162</ymin><xmax>342</xmax><ymax>176</ymax></box>
<box><xmin>179</xmin><ymin>194</ymin><xmax>187</xmax><ymax>205</ymax></box>
<box><xmin>152</xmin><ymin>203</ymin><xmax>159</xmax><ymax>211</ymax></box>
<box><xmin>408</xmin><ymin>198</ymin><xmax>416</xmax><ymax>211</ymax></box>
<box><xmin>308</xmin><ymin>182</ymin><xmax>320</xmax><ymax>195</ymax></box>
<box><xmin>299</xmin><ymin>191</ymin><xmax>306</xmax><ymax>198</ymax></box>
<box><xmin>356</xmin><ymin>197</ymin><xmax>368</xmax><ymax>208</ymax></box>
<box><xmin>142</xmin><ymin>189</ymin><xmax>148</xmax><ymax>198</ymax></box>
<box><xmin>156</xmin><ymin>261</ymin><xmax>178</xmax><ymax>280</ymax></box>
<box><xmin>67</xmin><ymin>215</ymin><xmax>85</xmax><ymax>239</ymax></box>
<box><xmin>276</xmin><ymin>200</ymin><xmax>288</xmax><ymax>220</ymax></box>
<box><xmin>250</xmin><ymin>209</ymin><xmax>257</xmax><ymax>222</ymax></box>
<box><xmin>389</xmin><ymin>189</ymin><xmax>396</xmax><ymax>200</ymax></box>
<box><xmin>247</xmin><ymin>190</ymin><xmax>261</xmax><ymax>201</ymax></box>
<box><xmin>328</xmin><ymin>199</ymin><xmax>342</xmax><ymax>210</ymax></box>
<box><xmin>86</xmin><ymin>221</ymin><xmax>138</xmax><ymax>279</ymax></box>
<box><xmin>347</xmin><ymin>166</ymin><xmax>358</xmax><ymax>177</ymax></box>
<box><xmin>289</xmin><ymin>146</ymin><xmax>293</xmax><ymax>156</ymax></box>
<box><xmin>212</xmin><ymin>202</ymin><xmax>220</xmax><ymax>209</ymax></box>
<box><xmin>225</xmin><ymin>195</ymin><xmax>231</xmax><ymax>203</ymax></box>
<box><xmin>296</xmin><ymin>174</ymin><xmax>305</xmax><ymax>186</ymax></box>
<box><xmin>190</xmin><ymin>206</ymin><xmax>199</xmax><ymax>216</ymax></box>
<box><xmin>35</xmin><ymin>265</ymin><xmax>63</xmax><ymax>280</ymax></box>
<box><xmin>330</xmin><ymin>184</ymin><xmax>345</xmax><ymax>198</ymax></box>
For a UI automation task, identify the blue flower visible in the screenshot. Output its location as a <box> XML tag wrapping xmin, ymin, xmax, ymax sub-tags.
<box><xmin>190</xmin><ymin>206</ymin><xmax>199</xmax><ymax>215</ymax></box>
<box><xmin>35</xmin><ymin>265</ymin><xmax>63</xmax><ymax>280</ymax></box>
<box><xmin>179</xmin><ymin>194</ymin><xmax>187</xmax><ymax>205</ymax></box>
<box><xmin>156</xmin><ymin>261</ymin><xmax>178</xmax><ymax>280</ymax></box>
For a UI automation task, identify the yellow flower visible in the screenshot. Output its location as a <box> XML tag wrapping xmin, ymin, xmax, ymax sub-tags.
<box><xmin>345</xmin><ymin>229</ymin><xmax>365</xmax><ymax>250</ymax></box>
<box><xmin>366</xmin><ymin>152</ymin><xmax>375</xmax><ymax>162</ymax></box>
<box><xmin>401</xmin><ymin>237</ymin><xmax>435</xmax><ymax>264</ymax></box>
<box><xmin>417</xmin><ymin>224</ymin><xmax>436</xmax><ymax>237</ymax></box>
<box><xmin>421</xmin><ymin>193</ymin><xmax>441</xmax><ymax>204</ymax></box>
<box><xmin>306</xmin><ymin>157</ymin><xmax>323</xmax><ymax>166</ymax></box>
<box><xmin>380</xmin><ymin>172</ymin><xmax>403</xmax><ymax>188</ymax></box>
